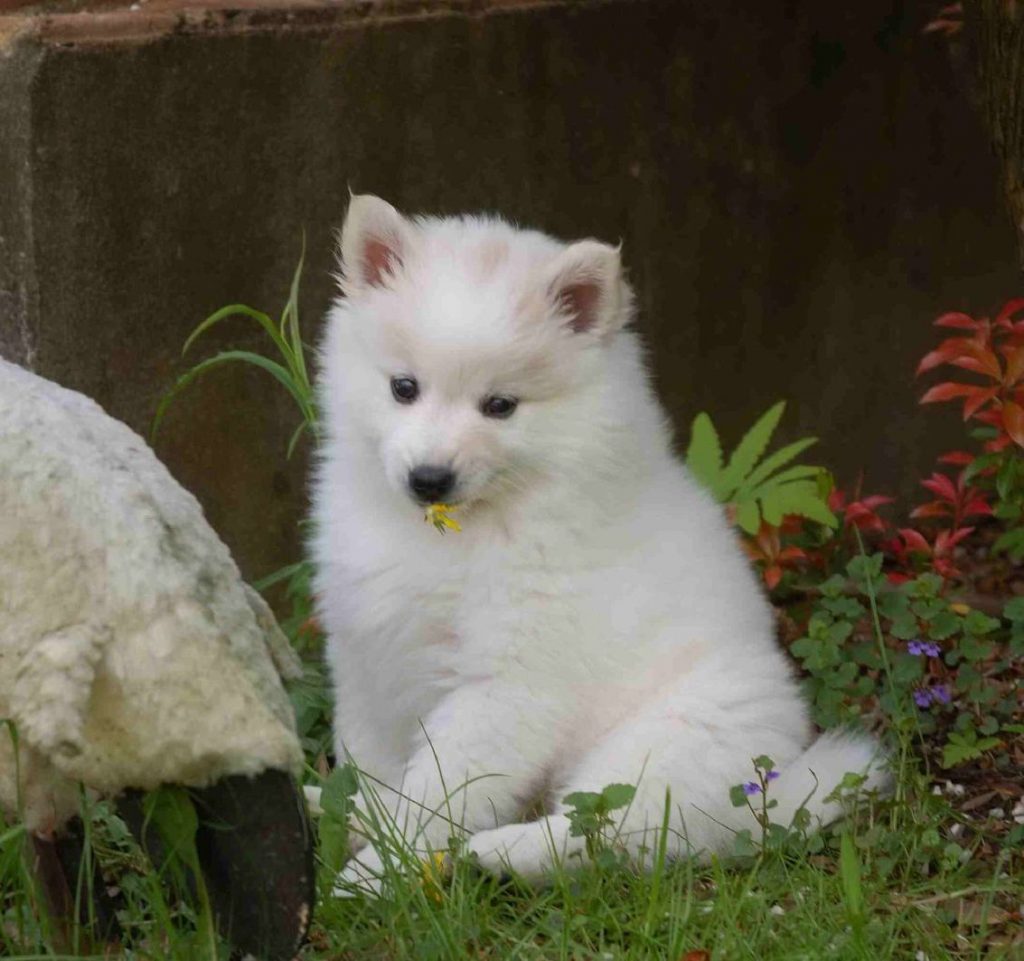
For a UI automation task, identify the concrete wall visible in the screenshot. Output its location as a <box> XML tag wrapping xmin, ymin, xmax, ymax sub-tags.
<box><xmin>1</xmin><ymin>0</ymin><xmax>1019</xmax><ymax>586</ymax></box>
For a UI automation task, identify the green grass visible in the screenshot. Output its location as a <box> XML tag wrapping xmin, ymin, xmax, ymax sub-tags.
<box><xmin>314</xmin><ymin>832</ymin><xmax>1019</xmax><ymax>961</ymax></box>
<box><xmin>4</xmin><ymin>680</ymin><xmax>1021</xmax><ymax>960</ymax></box>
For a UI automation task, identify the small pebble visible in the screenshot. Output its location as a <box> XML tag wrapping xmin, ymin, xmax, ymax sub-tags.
<box><xmin>770</xmin><ymin>904</ymin><xmax>785</xmax><ymax>916</ymax></box>
<box><xmin>1012</xmin><ymin>799</ymin><xmax>1024</xmax><ymax>825</ymax></box>
<box><xmin>944</xmin><ymin>780</ymin><xmax>965</xmax><ymax>797</ymax></box>
<box><xmin>915</xmin><ymin>952</ymin><xmax>930</xmax><ymax>961</ymax></box>
<box><xmin>988</xmin><ymin>807</ymin><xmax>1005</xmax><ymax>819</ymax></box>
<box><xmin>949</xmin><ymin>823</ymin><xmax>964</xmax><ymax>838</ymax></box>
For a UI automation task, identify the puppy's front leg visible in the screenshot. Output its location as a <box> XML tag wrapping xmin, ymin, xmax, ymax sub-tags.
<box><xmin>338</xmin><ymin>679</ymin><xmax>548</xmax><ymax>893</ymax></box>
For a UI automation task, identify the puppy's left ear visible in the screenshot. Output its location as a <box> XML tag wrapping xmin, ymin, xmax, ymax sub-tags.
<box><xmin>544</xmin><ymin>240</ymin><xmax>628</xmax><ymax>339</ymax></box>
<box><xmin>338</xmin><ymin>194</ymin><xmax>414</xmax><ymax>293</ymax></box>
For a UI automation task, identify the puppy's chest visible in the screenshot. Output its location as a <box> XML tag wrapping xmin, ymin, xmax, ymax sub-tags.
<box><xmin>352</xmin><ymin>541</ymin><xmax>576</xmax><ymax>660</ymax></box>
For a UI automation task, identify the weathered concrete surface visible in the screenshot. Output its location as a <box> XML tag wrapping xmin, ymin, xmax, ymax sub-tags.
<box><xmin>0</xmin><ymin>0</ymin><xmax>1019</xmax><ymax>585</ymax></box>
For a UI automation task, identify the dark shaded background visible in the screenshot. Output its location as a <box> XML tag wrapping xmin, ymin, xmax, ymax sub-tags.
<box><xmin>0</xmin><ymin>0</ymin><xmax>1018</xmax><ymax>586</ymax></box>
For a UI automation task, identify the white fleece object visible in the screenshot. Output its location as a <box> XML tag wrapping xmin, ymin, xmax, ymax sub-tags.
<box><xmin>0</xmin><ymin>358</ymin><xmax>303</xmax><ymax>834</ymax></box>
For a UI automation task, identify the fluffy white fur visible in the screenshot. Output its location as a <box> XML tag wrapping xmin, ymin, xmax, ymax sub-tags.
<box><xmin>0</xmin><ymin>358</ymin><xmax>303</xmax><ymax>835</ymax></box>
<box><xmin>312</xmin><ymin>195</ymin><xmax>886</xmax><ymax>888</ymax></box>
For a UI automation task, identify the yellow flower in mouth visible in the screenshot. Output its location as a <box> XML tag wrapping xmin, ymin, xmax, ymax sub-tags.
<box><xmin>419</xmin><ymin>851</ymin><xmax>450</xmax><ymax>902</ymax></box>
<box><xmin>425</xmin><ymin>503</ymin><xmax>461</xmax><ymax>534</ymax></box>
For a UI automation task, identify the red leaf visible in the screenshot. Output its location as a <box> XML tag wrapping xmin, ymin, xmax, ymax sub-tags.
<box><xmin>916</xmin><ymin>336</ymin><xmax>988</xmax><ymax>375</ymax></box>
<box><xmin>764</xmin><ymin>566</ymin><xmax>782</xmax><ymax>591</ymax></box>
<box><xmin>920</xmin><ymin>382</ymin><xmax>980</xmax><ymax>404</ymax></box>
<box><xmin>984</xmin><ymin>434</ymin><xmax>1013</xmax><ymax>453</ymax></box>
<box><xmin>921</xmin><ymin>472</ymin><xmax>958</xmax><ymax>502</ymax></box>
<box><xmin>921</xmin><ymin>337</ymin><xmax>1002</xmax><ymax>379</ymax></box>
<box><xmin>899</xmin><ymin>528</ymin><xmax>932</xmax><ymax>554</ymax></box>
<box><xmin>962</xmin><ymin>386</ymin><xmax>999</xmax><ymax>420</ymax></box>
<box><xmin>1003</xmin><ymin>344</ymin><xmax>1024</xmax><ymax>386</ymax></box>
<box><xmin>937</xmin><ymin>450</ymin><xmax>975</xmax><ymax>466</ymax></box>
<box><xmin>777</xmin><ymin>547</ymin><xmax>807</xmax><ymax>562</ymax></box>
<box><xmin>1001</xmin><ymin>400</ymin><xmax>1024</xmax><ymax>448</ymax></box>
<box><xmin>886</xmin><ymin>572</ymin><xmax>912</xmax><ymax>585</ymax></box>
<box><xmin>935</xmin><ymin>526</ymin><xmax>974</xmax><ymax>554</ymax></box>
<box><xmin>934</xmin><ymin>557</ymin><xmax>961</xmax><ymax>579</ymax></box>
<box><xmin>965</xmin><ymin>347</ymin><xmax>1002</xmax><ymax>380</ymax></box>
<box><xmin>963</xmin><ymin>497</ymin><xmax>992</xmax><ymax>517</ymax></box>
<box><xmin>975</xmin><ymin>407</ymin><xmax>1005</xmax><ymax>427</ymax></box>
<box><xmin>948</xmin><ymin>354</ymin><xmax>997</xmax><ymax>377</ymax></box>
<box><xmin>994</xmin><ymin>297</ymin><xmax>1024</xmax><ymax>329</ymax></box>
<box><xmin>860</xmin><ymin>494</ymin><xmax>894</xmax><ymax>509</ymax></box>
<box><xmin>910</xmin><ymin>501</ymin><xmax>952</xmax><ymax>520</ymax></box>
<box><xmin>933</xmin><ymin>311</ymin><xmax>979</xmax><ymax>330</ymax></box>
<box><xmin>917</xmin><ymin>347</ymin><xmax>963</xmax><ymax>376</ymax></box>
<box><xmin>844</xmin><ymin>502</ymin><xmax>888</xmax><ymax>532</ymax></box>
<box><xmin>828</xmin><ymin>488</ymin><xmax>847</xmax><ymax>511</ymax></box>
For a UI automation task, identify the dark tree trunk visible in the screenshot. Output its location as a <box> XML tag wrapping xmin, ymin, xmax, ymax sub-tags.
<box><xmin>964</xmin><ymin>0</ymin><xmax>1024</xmax><ymax>269</ymax></box>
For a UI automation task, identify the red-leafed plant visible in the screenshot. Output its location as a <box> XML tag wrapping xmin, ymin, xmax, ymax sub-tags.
<box><xmin>917</xmin><ymin>299</ymin><xmax>1024</xmax><ymax>449</ymax></box>
<box><xmin>741</xmin><ymin>484</ymin><xmax>895</xmax><ymax>591</ymax></box>
<box><xmin>743</xmin><ymin>520</ymin><xmax>807</xmax><ymax>590</ymax></box>
<box><xmin>917</xmin><ymin>299</ymin><xmax>1024</xmax><ymax>561</ymax></box>
<box><xmin>828</xmin><ymin>486</ymin><xmax>894</xmax><ymax>534</ymax></box>
<box><xmin>910</xmin><ymin>465</ymin><xmax>991</xmax><ymax>527</ymax></box>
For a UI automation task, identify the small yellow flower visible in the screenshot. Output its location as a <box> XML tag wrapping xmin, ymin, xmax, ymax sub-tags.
<box><xmin>418</xmin><ymin>851</ymin><xmax>450</xmax><ymax>903</ymax></box>
<box><xmin>425</xmin><ymin>503</ymin><xmax>461</xmax><ymax>534</ymax></box>
<box><xmin>950</xmin><ymin>602</ymin><xmax>970</xmax><ymax>615</ymax></box>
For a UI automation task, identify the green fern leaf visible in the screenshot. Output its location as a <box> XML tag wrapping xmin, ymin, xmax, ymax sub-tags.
<box><xmin>736</xmin><ymin>438</ymin><xmax>818</xmax><ymax>497</ymax></box>
<box><xmin>762</xmin><ymin>479</ymin><xmax>837</xmax><ymax>528</ymax></box>
<box><xmin>735</xmin><ymin>499</ymin><xmax>762</xmax><ymax>534</ymax></box>
<box><xmin>720</xmin><ymin>401</ymin><xmax>786</xmax><ymax>492</ymax></box>
<box><xmin>686</xmin><ymin>413</ymin><xmax>727</xmax><ymax>499</ymax></box>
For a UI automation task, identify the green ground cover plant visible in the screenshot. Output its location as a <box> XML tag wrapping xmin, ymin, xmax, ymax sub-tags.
<box><xmin>2</xmin><ymin>273</ymin><xmax>1021</xmax><ymax>960</ymax></box>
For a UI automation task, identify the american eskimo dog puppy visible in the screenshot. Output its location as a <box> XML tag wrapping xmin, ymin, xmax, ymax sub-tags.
<box><xmin>311</xmin><ymin>195</ymin><xmax>885</xmax><ymax>889</ymax></box>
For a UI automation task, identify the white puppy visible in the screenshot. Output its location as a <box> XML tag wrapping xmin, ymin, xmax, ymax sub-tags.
<box><xmin>311</xmin><ymin>195</ymin><xmax>884</xmax><ymax>888</ymax></box>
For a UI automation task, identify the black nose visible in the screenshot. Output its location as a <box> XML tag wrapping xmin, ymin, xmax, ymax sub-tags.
<box><xmin>409</xmin><ymin>465</ymin><xmax>456</xmax><ymax>503</ymax></box>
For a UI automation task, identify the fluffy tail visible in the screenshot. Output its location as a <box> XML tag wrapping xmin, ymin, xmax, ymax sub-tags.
<box><xmin>767</xmin><ymin>729</ymin><xmax>889</xmax><ymax>829</ymax></box>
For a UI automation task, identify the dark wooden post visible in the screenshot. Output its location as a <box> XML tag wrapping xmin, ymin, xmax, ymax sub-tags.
<box><xmin>963</xmin><ymin>0</ymin><xmax>1024</xmax><ymax>268</ymax></box>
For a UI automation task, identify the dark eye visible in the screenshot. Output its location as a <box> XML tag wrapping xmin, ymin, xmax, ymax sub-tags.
<box><xmin>481</xmin><ymin>395</ymin><xmax>518</xmax><ymax>419</ymax></box>
<box><xmin>391</xmin><ymin>376</ymin><xmax>419</xmax><ymax>404</ymax></box>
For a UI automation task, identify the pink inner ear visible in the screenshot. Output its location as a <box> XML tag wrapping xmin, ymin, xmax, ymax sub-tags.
<box><xmin>361</xmin><ymin>236</ymin><xmax>401</xmax><ymax>287</ymax></box>
<box><xmin>557</xmin><ymin>281</ymin><xmax>602</xmax><ymax>333</ymax></box>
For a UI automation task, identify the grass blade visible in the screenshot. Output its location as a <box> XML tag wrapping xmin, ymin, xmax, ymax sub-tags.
<box><xmin>183</xmin><ymin>304</ymin><xmax>294</xmax><ymax>369</ymax></box>
<box><xmin>151</xmin><ymin>351</ymin><xmax>314</xmax><ymax>443</ymax></box>
<box><xmin>282</xmin><ymin>237</ymin><xmax>310</xmax><ymax>388</ymax></box>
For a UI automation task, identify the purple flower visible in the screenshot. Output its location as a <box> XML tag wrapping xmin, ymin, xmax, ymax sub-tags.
<box><xmin>923</xmin><ymin>642</ymin><xmax>942</xmax><ymax>657</ymax></box>
<box><xmin>742</xmin><ymin>781</ymin><xmax>761</xmax><ymax>796</ymax></box>
<box><xmin>913</xmin><ymin>688</ymin><xmax>933</xmax><ymax>708</ymax></box>
<box><xmin>908</xmin><ymin>640</ymin><xmax>942</xmax><ymax>658</ymax></box>
<box><xmin>766</xmin><ymin>770</ymin><xmax>780</xmax><ymax>782</ymax></box>
<box><xmin>907</xmin><ymin>640</ymin><xmax>926</xmax><ymax>656</ymax></box>
<box><xmin>932</xmin><ymin>684</ymin><xmax>952</xmax><ymax>705</ymax></box>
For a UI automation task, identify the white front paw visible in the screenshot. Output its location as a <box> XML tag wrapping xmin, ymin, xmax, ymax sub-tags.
<box><xmin>333</xmin><ymin>846</ymin><xmax>386</xmax><ymax>898</ymax></box>
<box><xmin>467</xmin><ymin>823</ymin><xmax>528</xmax><ymax>875</ymax></box>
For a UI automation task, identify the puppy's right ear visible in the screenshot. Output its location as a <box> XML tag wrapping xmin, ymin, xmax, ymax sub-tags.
<box><xmin>339</xmin><ymin>194</ymin><xmax>412</xmax><ymax>292</ymax></box>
